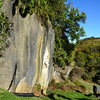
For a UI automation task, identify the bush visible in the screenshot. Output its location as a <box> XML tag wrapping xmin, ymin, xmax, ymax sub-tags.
<box><xmin>0</xmin><ymin>1</ymin><xmax>10</xmax><ymax>54</ymax></box>
<box><xmin>69</xmin><ymin>67</ymin><xmax>84</xmax><ymax>80</ymax></box>
<box><xmin>75</xmin><ymin>51</ymin><xmax>88</xmax><ymax>67</ymax></box>
<box><xmin>93</xmin><ymin>72</ymin><xmax>100</xmax><ymax>84</ymax></box>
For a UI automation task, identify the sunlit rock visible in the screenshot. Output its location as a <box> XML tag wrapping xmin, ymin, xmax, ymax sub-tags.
<box><xmin>0</xmin><ymin>0</ymin><xmax>54</xmax><ymax>94</ymax></box>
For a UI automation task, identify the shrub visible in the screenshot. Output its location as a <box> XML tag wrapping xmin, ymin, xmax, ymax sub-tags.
<box><xmin>0</xmin><ymin>1</ymin><xmax>10</xmax><ymax>55</ymax></box>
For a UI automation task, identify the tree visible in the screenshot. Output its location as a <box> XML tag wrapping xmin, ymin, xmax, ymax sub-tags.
<box><xmin>1</xmin><ymin>0</ymin><xmax>86</xmax><ymax>67</ymax></box>
<box><xmin>53</xmin><ymin>3</ymin><xmax>86</xmax><ymax>67</ymax></box>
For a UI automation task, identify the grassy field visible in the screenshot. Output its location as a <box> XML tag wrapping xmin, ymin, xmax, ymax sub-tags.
<box><xmin>0</xmin><ymin>88</ymin><xmax>99</xmax><ymax>100</ymax></box>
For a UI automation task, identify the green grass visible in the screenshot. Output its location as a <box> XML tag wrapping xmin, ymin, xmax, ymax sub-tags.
<box><xmin>52</xmin><ymin>89</ymin><xmax>98</xmax><ymax>100</ymax></box>
<box><xmin>73</xmin><ymin>79</ymin><xmax>94</xmax><ymax>94</ymax></box>
<box><xmin>0</xmin><ymin>88</ymin><xmax>42</xmax><ymax>100</ymax></box>
<box><xmin>0</xmin><ymin>88</ymin><xmax>98</xmax><ymax>100</ymax></box>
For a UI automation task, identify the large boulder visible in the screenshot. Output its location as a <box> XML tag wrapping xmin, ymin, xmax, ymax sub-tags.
<box><xmin>0</xmin><ymin>0</ymin><xmax>54</xmax><ymax>94</ymax></box>
<box><xmin>93</xmin><ymin>85</ymin><xmax>100</xmax><ymax>97</ymax></box>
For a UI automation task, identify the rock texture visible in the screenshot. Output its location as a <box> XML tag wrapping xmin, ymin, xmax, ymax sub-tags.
<box><xmin>93</xmin><ymin>85</ymin><xmax>100</xmax><ymax>97</ymax></box>
<box><xmin>52</xmin><ymin>70</ymin><xmax>63</xmax><ymax>83</ymax></box>
<box><xmin>0</xmin><ymin>0</ymin><xmax>54</xmax><ymax>93</ymax></box>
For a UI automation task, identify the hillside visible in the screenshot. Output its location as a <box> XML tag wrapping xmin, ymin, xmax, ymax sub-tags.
<box><xmin>74</xmin><ymin>37</ymin><xmax>100</xmax><ymax>84</ymax></box>
<box><xmin>77</xmin><ymin>37</ymin><xmax>100</xmax><ymax>50</ymax></box>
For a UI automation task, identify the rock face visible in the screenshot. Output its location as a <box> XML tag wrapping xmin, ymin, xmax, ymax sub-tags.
<box><xmin>0</xmin><ymin>0</ymin><xmax>54</xmax><ymax>93</ymax></box>
<box><xmin>93</xmin><ymin>85</ymin><xmax>100</xmax><ymax>97</ymax></box>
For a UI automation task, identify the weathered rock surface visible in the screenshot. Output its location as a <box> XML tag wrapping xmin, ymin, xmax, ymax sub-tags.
<box><xmin>52</xmin><ymin>70</ymin><xmax>63</xmax><ymax>83</ymax></box>
<box><xmin>93</xmin><ymin>85</ymin><xmax>100</xmax><ymax>97</ymax></box>
<box><xmin>52</xmin><ymin>65</ymin><xmax>73</xmax><ymax>83</ymax></box>
<box><xmin>0</xmin><ymin>0</ymin><xmax>54</xmax><ymax>93</ymax></box>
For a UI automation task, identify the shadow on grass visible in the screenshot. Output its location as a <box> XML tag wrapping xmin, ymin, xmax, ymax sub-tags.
<box><xmin>48</xmin><ymin>93</ymin><xmax>72</xmax><ymax>100</ymax></box>
<box><xmin>75</xmin><ymin>98</ymin><xmax>90</xmax><ymax>100</ymax></box>
<box><xmin>13</xmin><ymin>93</ymin><xmax>34</xmax><ymax>97</ymax></box>
<box><xmin>57</xmin><ymin>94</ymin><xmax>72</xmax><ymax>100</ymax></box>
<box><xmin>12</xmin><ymin>92</ymin><xmax>98</xmax><ymax>100</ymax></box>
<box><xmin>48</xmin><ymin>93</ymin><xmax>56</xmax><ymax>100</ymax></box>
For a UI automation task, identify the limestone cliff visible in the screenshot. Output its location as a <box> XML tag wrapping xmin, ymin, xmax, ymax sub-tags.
<box><xmin>0</xmin><ymin>0</ymin><xmax>54</xmax><ymax>93</ymax></box>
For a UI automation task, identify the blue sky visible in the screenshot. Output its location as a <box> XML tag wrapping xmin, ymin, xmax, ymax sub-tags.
<box><xmin>71</xmin><ymin>0</ymin><xmax>100</xmax><ymax>39</ymax></box>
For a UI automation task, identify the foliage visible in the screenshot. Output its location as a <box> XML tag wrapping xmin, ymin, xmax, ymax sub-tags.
<box><xmin>75</xmin><ymin>51</ymin><xmax>88</xmax><ymax>67</ymax></box>
<box><xmin>18</xmin><ymin>0</ymin><xmax>49</xmax><ymax>26</ymax></box>
<box><xmin>53</xmin><ymin>40</ymin><xmax>68</xmax><ymax>67</ymax></box>
<box><xmin>50</xmin><ymin>1</ymin><xmax>86</xmax><ymax>67</ymax></box>
<box><xmin>93</xmin><ymin>72</ymin><xmax>100</xmax><ymax>85</ymax></box>
<box><xmin>74</xmin><ymin>38</ymin><xmax>100</xmax><ymax>83</ymax></box>
<box><xmin>11</xmin><ymin>0</ymin><xmax>86</xmax><ymax>67</ymax></box>
<box><xmin>0</xmin><ymin>0</ymin><xmax>10</xmax><ymax>55</ymax></box>
<box><xmin>0</xmin><ymin>0</ymin><xmax>3</xmax><ymax>8</ymax></box>
<box><xmin>53</xmin><ymin>6</ymin><xmax>86</xmax><ymax>67</ymax></box>
<box><xmin>0</xmin><ymin>0</ymin><xmax>86</xmax><ymax>67</ymax></box>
